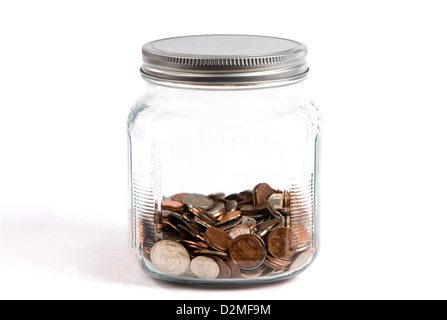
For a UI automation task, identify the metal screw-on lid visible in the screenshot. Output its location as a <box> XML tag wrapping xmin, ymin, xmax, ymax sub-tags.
<box><xmin>141</xmin><ymin>34</ymin><xmax>308</xmax><ymax>85</ymax></box>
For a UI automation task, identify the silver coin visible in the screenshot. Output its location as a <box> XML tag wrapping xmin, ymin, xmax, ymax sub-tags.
<box><xmin>216</xmin><ymin>217</ymin><xmax>242</xmax><ymax>231</ymax></box>
<box><xmin>189</xmin><ymin>205</ymin><xmax>219</xmax><ymax>225</ymax></box>
<box><xmin>229</xmin><ymin>224</ymin><xmax>252</xmax><ymax>239</ymax></box>
<box><xmin>150</xmin><ymin>240</ymin><xmax>190</xmax><ymax>276</ymax></box>
<box><xmin>181</xmin><ymin>266</ymin><xmax>195</xmax><ymax>278</ymax></box>
<box><xmin>190</xmin><ymin>256</ymin><xmax>220</xmax><ymax>279</ymax></box>
<box><xmin>267</xmin><ymin>193</ymin><xmax>284</xmax><ymax>217</ymax></box>
<box><xmin>193</xmin><ymin>216</ymin><xmax>214</xmax><ymax>229</ymax></box>
<box><xmin>255</xmin><ymin>218</ymin><xmax>280</xmax><ymax>238</ymax></box>
<box><xmin>207</xmin><ymin>202</ymin><xmax>225</xmax><ymax>218</ymax></box>
<box><xmin>225</xmin><ymin>200</ymin><xmax>238</xmax><ymax>212</ymax></box>
<box><xmin>289</xmin><ymin>249</ymin><xmax>313</xmax><ymax>272</ymax></box>
<box><xmin>240</xmin><ymin>264</ymin><xmax>266</xmax><ymax>278</ymax></box>
<box><xmin>167</xmin><ymin>211</ymin><xmax>201</xmax><ymax>236</ymax></box>
<box><xmin>182</xmin><ymin>193</ymin><xmax>214</xmax><ymax>210</ymax></box>
<box><xmin>208</xmin><ymin>192</ymin><xmax>225</xmax><ymax>199</ymax></box>
<box><xmin>240</xmin><ymin>216</ymin><xmax>257</xmax><ymax>229</ymax></box>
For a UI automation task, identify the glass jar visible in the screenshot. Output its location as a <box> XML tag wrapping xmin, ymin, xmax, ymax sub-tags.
<box><xmin>127</xmin><ymin>35</ymin><xmax>321</xmax><ymax>284</ymax></box>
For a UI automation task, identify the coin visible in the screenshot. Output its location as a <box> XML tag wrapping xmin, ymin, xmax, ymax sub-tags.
<box><xmin>182</xmin><ymin>193</ymin><xmax>214</xmax><ymax>210</ymax></box>
<box><xmin>263</xmin><ymin>256</ymin><xmax>287</xmax><ymax>270</ymax></box>
<box><xmin>182</xmin><ymin>240</ymin><xmax>209</xmax><ymax>250</ymax></box>
<box><xmin>229</xmin><ymin>224</ymin><xmax>251</xmax><ymax>239</ymax></box>
<box><xmin>224</xmin><ymin>200</ymin><xmax>238</xmax><ymax>212</ymax></box>
<box><xmin>162</xmin><ymin>220</ymin><xmax>186</xmax><ymax>236</ymax></box>
<box><xmin>225</xmin><ymin>193</ymin><xmax>244</xmax><ymax>202</ymax></box>
<box><xmin>208</xmin><ymin>192</ymin><xmax>225</xmax><ymax>199</ymax></box>
<box><xmin>260</xmin><ymin>267</ymin><xmax>276</xmax><ymax>277</ymax></box>
<box><xmin>188</xmin><ymin>205</ymin><xmax>219</xmax><ymax>225</ymax></box>
<box><xmin>225</xmin><ymin>259</ymin><xmax>242</xmax><ymax>278</ymax></box>
<box><xmin>207</xmin><ymin>202</ymin><xmax>225</xmax><ymax>218</ymax></box>
<box><xmin>279</xmin><ymin>207</ymin><xmax>291</xmax><ymax>216</ymax></box>
<box><xmin>255</xmin><ymin>218</ymin><xmax>280</xmax><ymax>238</ymax></box>
<box><xmin>289</xmin><ymin>249</ymin><xmax>313</xmax><ymax>272</ymax></box>
<box><xmin>238</xmin><ymin>190</ymin><xmax>253</xmax><ymax>204</ymax></box>
<box><xmin>161</xmin><ymin>200</ymin><xmax>184</xmax><ymax>211</ymax></box>
<box><xmin>266</xmin><ymin>255</ymin><xmax>291</xmax><ymax>268</ymax></box>
<box><xmin>190</xmin><ymin>256</ymin><xmax>220</xmax><ymax>279</ymax></box>
<box><xmin>180</xmin><ymin>213</ymin><xmax>203</xmax><ymax>233</ymax></box>
<box><xmin>266</xmin><ymin>227</ymin><xmax>298</xmax><ymax>259</ymax></box>
<box><xmin>166</xmin><ymin>211</ymin><xmax>193</xmax><ymax>231</ymax></box>
<box><xmin>253</xmin><ymin>183</ymin><xmax>276</xmax><ymax>204</ymax></box>
<box><xmin>150</xmin><ymin>182</ymin><xmax>306</xmax><ymax>280</ymax></box>
<box><xmin>240</xmin><ymin>265</ymin><xmax>265</xmax><ymax>278</ymax></box>
<box><xmin>266</xmin><ymin>193</ymin><xmax>284</xmax><ymax>216</ymax></box>
<box><xmin>156</xmin><ymin>231</ymin><xmax>184</xmax><ymax>241</ymax></box>
<box><xmin>216</xmin><ymin>217</ymin><xmax>242</xmax><ymax>231</ymax></box>
<box><xmin>230</xmin><ymin>234</ymin><xmax>266</xmax><ymax>270</ymax></box>
<box><xmin>176</xmin><ymin>224</ymin><xmax>200</xmax><ymax>239</ymax></box>
<box><xmin>284</xmin><ymin>215</ymin><xmax>291</xmax><ymax>228</ymax></box>
<box><xmin>192</xmin><ymin>249</ymin><xmax>228</xmax><ymax>257</ymax></box>
<box><xmin>150</xmin><ymin>240</ymin><xmax>190</xmax><ymax>276</ymax></box>
<box><xmin>214</xmin><ymin>257</ymin><xmax>231</xmax><ymax>279</ymax></box>
<box><xmin>193</xmin><ymin>216</ymin><xmax>213</xmax><ymax>229</ymax></box>
<box><xmin>240</xmin><ymin>203</ymin><xmax>267</xmax><ymax>215</ymax></box>
<box><xmin>283</xmin><ymin>190</ymin><xmax>290</xmax><ymax>208</ymax></box>
<box><xmin>172</xmin><ymin>193</ymin><xmax>188</xmax><ymax>202</ymax></box>
<box><xmin>216</xmin><ymin>210</ymin><xmax>241</xmax><ymax>225</ymax></box>
<box><xmin>204</xmin><ymin>227</ymin><xmax>232</xmax><ymax>251</ymax></box>
<box><xmin>240</xmin><ymin>216</ymin><xmax>257</xmax><ymax>229</ymax></box>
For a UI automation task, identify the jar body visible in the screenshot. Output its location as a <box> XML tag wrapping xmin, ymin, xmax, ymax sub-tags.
<box><xmin>127</xmin><ymin>79</ymin><xmax>321</xmax><ymax>284</ymax></box>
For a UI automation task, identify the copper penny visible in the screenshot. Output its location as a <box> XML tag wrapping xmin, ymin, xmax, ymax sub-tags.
<box><xmin>225</xmin><ymin>193</ymin><xmax>244</xmax><ymax>202</ymax></box>
<box><xmin>216</xmin><ymin>210</ymin><xmax>241</xmax><ymax>225</ymax></box>
<box><xmin>224</xmin><ymin>259</ymin><xmax>242</xmax><ymax>278</ymax></box>
<box><xmin>214</xmin><ymin>257</ymin><xmax>231</xmax><ymax>279</ymax></box>
<box><xmin>192</xmin><ymin>249</ymin><xmax>228</xmax><ymax>257</ymax></box>
<box><xmin>172</xmin><ymin>193</ymin><xmax>188</xmax><ymax>202</ymax></box>
<box><xmin>266</xmin><ymin>227</ymin><xmax>298</xmax><ymax>259</ymax></box>
<box><xmin>263</xmin><ymin>256</ymin><xmax>287</xmax><ymax>270</ymax></box>
<box><xmin>182</xmin><ymin>240</ymin><xmax>209</xmax><ymax>249</ymax></box>
<box><xmin>238</xmin><ymin>190</ymin><xmax>253</xmax><ymax>204</ymax></box>
<box><xmin>204</xmin><ymin>227</ymin><xmax>232</xmax><ymax>252</ymax></box>
<box><xmin>161</xmin><ymin>200</ymin><xmax>184</xmax><ymax>211</ymax></box>
<box><xmin>208</xmin><ymin>192</ymin><xmax>225</xmax><ymax>199</ymax></box>
<box><xmin>240</xmin><ymin>203</ymin><xmax>267</xmax><ymax>215</ymax></box>
<box><xmin>230</xmin><ymin>234</ymin><xmax>266</xmax><ymax>270</ymax></box>
<box><xmin>253</xmin><ymin>183</ymin><xmax>276</xmax><ymax>204</ymax></box>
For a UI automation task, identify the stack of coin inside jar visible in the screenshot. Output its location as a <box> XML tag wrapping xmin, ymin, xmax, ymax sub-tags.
<box><xmin>146</xmin><ymin>183</ymin><xmax>312</xmax><ymax>280</ymax></box>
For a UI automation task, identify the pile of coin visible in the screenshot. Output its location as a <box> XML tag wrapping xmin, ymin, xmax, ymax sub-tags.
<box><xmin>146</xmin><ymin>183</ymin><xmax>312</xmax><ymax>279</ymax></box>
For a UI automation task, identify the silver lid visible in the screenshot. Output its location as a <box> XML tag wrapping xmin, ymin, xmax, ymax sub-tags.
<box><xmin>141</xmin><ymin>35</ymin><xmax>308</xmax><ymax>85</ymax></box>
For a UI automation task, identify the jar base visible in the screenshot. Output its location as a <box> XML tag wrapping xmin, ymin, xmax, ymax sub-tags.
<box><xmin>141</xmin><ymin>253</ymin><xmax>314</xmax><ymax>286</ymax></box>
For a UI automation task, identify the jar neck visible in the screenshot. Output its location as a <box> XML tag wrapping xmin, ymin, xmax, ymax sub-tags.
<box><xmin>142</xmin><ymin>77</ymin><xmax>306</xmax><ymax>98</ymax></box>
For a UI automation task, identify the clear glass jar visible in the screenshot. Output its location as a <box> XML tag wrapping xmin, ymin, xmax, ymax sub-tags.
<box><xmin>127</xmin><ymin>35</ymin><xmax>321</xmax><ymax>284</ymax></box>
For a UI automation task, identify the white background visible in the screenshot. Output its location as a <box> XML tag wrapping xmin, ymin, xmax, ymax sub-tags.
<box><xmin>1</xmin><ymin>0</ymin><xmax>447</xmax><ymax>300</ymax></box>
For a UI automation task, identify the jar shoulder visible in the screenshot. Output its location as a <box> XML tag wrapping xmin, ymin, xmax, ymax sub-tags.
<box><xmin>300</xmin><ymin>97</ymin><xmax>322</xmax><ymax>134</ymax></box>
<box><xmin>127</xmin><ymin>91</ymin><xmax>321</xmax><ymax>134</ymax></box>
<box><xmin>127</xmin><ymin>92</ymin><xmax>152</xmax><ymax>132</ymax></box>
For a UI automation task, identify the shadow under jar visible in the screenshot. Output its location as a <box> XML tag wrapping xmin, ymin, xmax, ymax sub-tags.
<box><xmin>127</xmin><ymin>35</ymin><xmax>321</xmax><ymax>284</ymax></box>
